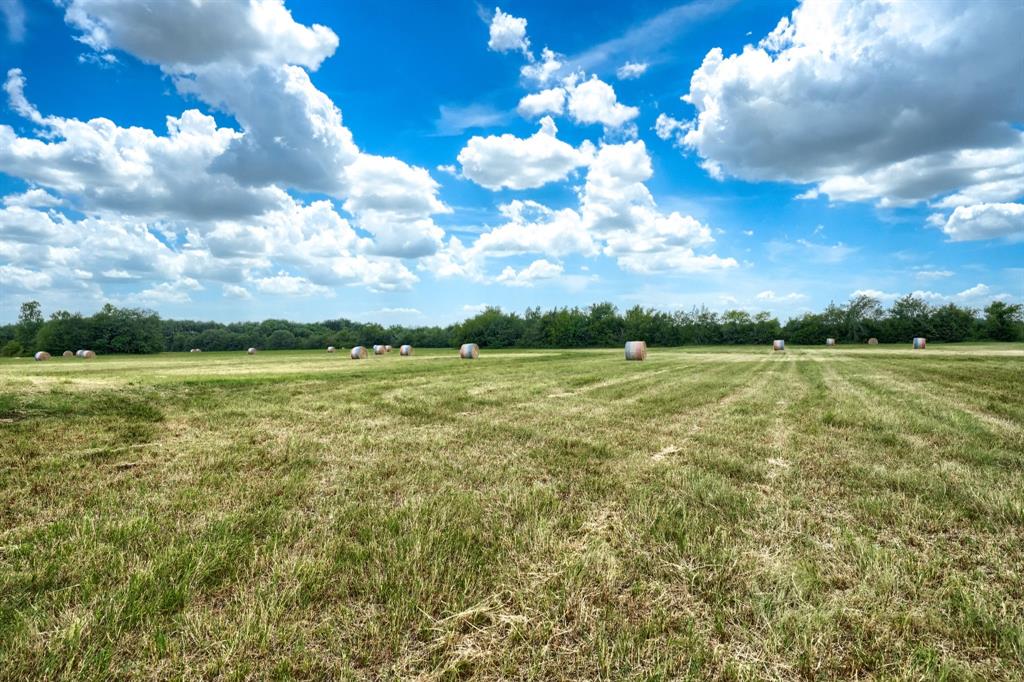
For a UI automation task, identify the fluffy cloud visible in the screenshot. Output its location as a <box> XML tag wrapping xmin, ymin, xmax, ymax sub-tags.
<box><xmin>487</xmin><ymin>7</ymin><xmax>530</xmax><ymax>57</ymax></box>
<box><xmin>223</xmin><ymin>284</ymin><xmax>253</xmax><ymax>299</ymax></box>
<box><xmin>2</xmin><ymin>188</ymin><xmax>62</xmax><ymax>209</ymax></box>
<box><xmin>566</xmin><ymin>76</ymin><xmax>639</xmax><ymax>131</ymax></box>
<box><xmin>654</xmin><ymin>113</ymin><xmax>688</xmax><ymax>145</ymax></box>
<box><xmin>0</xmin><ymin>73</ymin><xmax>284</xmax><ymax>221</ymax></box>
<box><xmin>341</xmin><ymin>154</ymin><xmax>448</xmax><ymax>257</ymax></box>
<box><xmin>457</xmin><ymin>116</ymin><xmax>593</xmax><ymax>191</ymax></box>
<box><xmin>852</xmin><ymin>284</ymin><xmax>1008</xmax><ymax>305</ymax></box>
<box><xmin>756</xmin><ymin>290</ymin><xmax>807</xmax><ymax>303</ymax></box>
<box><xmin>64</xmin><ymin>0</ymin><xmax>338</xmax><ymax>71</ymax></box>
<box><xmin>932</xmin><ymin>203</ymin><xmax>1024</xmax><ymax>242</ymax></box>
<box><xmin>615</xmin><ymin>61</ymin><xmax>648</xmax><ymax>80</ymax></box>
<box><xmin>252</xmin><ymin>272</ymin><xmax>331</xmax><ymax>297</ymax></box>
<box><xmin>0</xmin><ymin>0</ymin><xmax>449</xmax><ymax>313</ymax></box>
<box><xmin>521</xmin><ymin>47</ymin><xmax>563</xmax><ymax>86</ymax></box>
<box><xmin>678</xmin><ymin>0</ymin><xmax>1024</xmax><ymax>207</ymax></box>
<box><xmin>431</xmin><ymin>139</ymin><xmax>736</xmax><ymax>280</ymax></box>
<box><xmin>135</xmin><ymin>279</ymin><xmax>202</xmax><ymax>305</ymax></box>
<box><xmin>495</xmin><ymin>259</ymin><xmax>564</xmax><ymax>287</ymax></box>
<box><xmin>474</xmin><ymin>200</ymin><xmax>596</xmax><ymax>257</ymax></box>
<box><xmin>517</xmin><ymin>87</ymin><xmax>566</xmax><ymax>118</ymax></box>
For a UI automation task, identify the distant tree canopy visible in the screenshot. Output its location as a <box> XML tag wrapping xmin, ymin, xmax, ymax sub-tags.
<box><xmin>1</xmin><ymin>295</ymin><xmax>1021</xmax><ymax>356</ymax></box>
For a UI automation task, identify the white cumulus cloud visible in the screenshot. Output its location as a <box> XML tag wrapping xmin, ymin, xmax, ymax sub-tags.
<box><xmin>678</xmin><ymin>0</ymin><xmax>1024</xmax><ymax>207</ymax></box>
<box><xmin>933</xmin><ymin>203</ymin><xmax>1024</xmax><ymax>242</ymax></box>
<box><xmin>495</xmin><ymin>259</ymin><xmax>564</xmax><ymax>287</ymax></box>
<box><xmin>457</xmin><ymin>116</ymin><xmax>593</xmax><ymax>191</ymax></box>
<box><xmin>487</xmin><ymin>7</ymin><xmax>530</xmax><ymax>57</ymax></box>
<box><xmin>616</xmin><ymin>61</ymin><xmax>648</xmax><ymax>80</ymax></box>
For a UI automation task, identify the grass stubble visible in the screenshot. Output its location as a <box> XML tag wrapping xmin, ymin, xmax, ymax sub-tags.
<box><xmin>0</xmin><ymin>344</ymin><xmax>1022</xmax><ymax>680</ymax></box>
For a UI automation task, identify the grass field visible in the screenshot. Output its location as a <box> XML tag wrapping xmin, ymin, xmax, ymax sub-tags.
<box><xmin>1</xmin><ymin>344</ymin><xmax>1023</xmax><ymax>680</ymax></box>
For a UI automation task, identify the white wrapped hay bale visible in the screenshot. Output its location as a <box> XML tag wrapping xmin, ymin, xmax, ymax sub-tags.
<box><xmin>34</xmin><ymin>351</ymin><xmax>51</xmax><ymax>361</ymax></box>
<box><xmin>62</xmin><ymin>350</ymin><xmax>73</xmax><ymax>358</ymax></box>
<box><xmin>624</xmin><ymin>341</ymin><xmax>647</xmax><ymax>361</ymax></box>
<box><xmin>351</xmin><ymin>346</ymin><xmax>368</xmax><ymax>359</ymax></box>
<box><xmin>826</xmin><ymin>338</ymin><xmax>836</xmax><ymax>346</ymax></box>
<box><xmin>459</xmin><ymin>343</ymin><xmax>479</xmax><ymax>359</ymax></box>
<box><xmin>75</xmin><ymin>349</ymin><xmax>86</xmax><ymax>358</ymax></box>
<box><xmin>867</xmin><ymin>338</ymin><xmax>879</xmax><ymax>345</ymax></box>
<box><xmin>247</xmin><ymin>348</ymin><xmax>257</xmax><ymax>355</ymax></box>
<box><xmin>327</xmin><ymin>346</ymin><xmax>336</xmax><ymax>353</ymax></box>
<box><xmin>190</xmin><ymin>348</ymin><xmax>202</xmax><ymax>353</ymax></box>
<box><xmin>913</xmin><ymin>337</ymin><xmax>927</xmax><ymax>349</ymax></box>
<box><xmin>773</xmin><ymin>340</ymin><xmax>785</xmax><ymax>351</ymax></box>
<box><xmin>373</xmin><ymin>344</ymin><xmax>386</xmax><ymax>355</ymax></box>
<box><xmin>384</xmin><ymin>344</ymin><xmax>392</xmax><ymax>353</ymax></box>
<box><xmin>400</xmin><ymin>345</ymin><xmax>412</xmax><ymax>356</ymax></box>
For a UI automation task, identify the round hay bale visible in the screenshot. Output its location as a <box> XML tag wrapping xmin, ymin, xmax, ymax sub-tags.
<box><xmin>867</xmin><ymin>338</ymin><xmax>879</xmax><ymax>345</ymax></box>
<box><xmin>373</xmin><ymin>344</ymin><xmax>386</xmax><ymax>355</ymax></box>
<box><xmin>351</xmin><ymin>346</ymin><xmax>368</xmax><ymax>359</ymax></box>
<box><xmin>624</xmin><ymin>340</ymin><xmax>647</xmax><ymax>361</ymax></box>
<box><xmin>62</xmin><ymin>350</ymin><xmax>73</xmax><ymax>358</ymax></box>
<box><xmin>384</xmin><ymin>344</ymin><xmax>392</xmax><ymax>353</ymax></box>
<box><xmin>400</xmin><ymin>344</ymin><xmax>412</xmax><ymax>356</ymax></box>
<box><xmin>34</xmin><ymin>351</ymin><xmax>51</xmax><ymax>361</ymax></box>
<box><xmin>82</xmin><ymin>350</ymin><xmax>96</xmax><ymax>359</ymax></box>
<box><xmin>247</xmin><ymin>347</ymin><xmax>257</xmax><ymax>355</ymax></box>
<box><xmin>459</xmin><ymin>343</ymin><xmax>479</xmax><ymax>359</ymax></box>
<box><xmin>826</xmin><ymin>338</ymin><xmax>836</xmax><ymax>346</ymax></box>
<box><xmin>75</xmin><ymin>349</ymin><xmax>86</xmax><ymax>358</ymax></box>
<box><xmin>773</xmin><ymin>339</ymin><xmax>785</xmax><ymax>352</ymax></box>
<box><xmin>327</xmin><ymin>346</ymin><xmax>336</xmax><ymax>353</ymax></box>
<box><xmin>913</xmin><ymin>337</ymin><xmax>927</xmax><ymax>350</ymax></box>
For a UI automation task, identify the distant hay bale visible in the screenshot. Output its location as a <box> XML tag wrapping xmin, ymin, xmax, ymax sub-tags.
<box><xmin>826</xmin><ymin>338</ymin><xmax>836</xmax><ymax>346</ymax></box>
<box><xmin>82</xmin><ymin>350</ymin><xmax>96</xmax><ymax>359</ymax></box>
<box><xmin>62</xmin><ymin>350</ymin><xmax>73</xmax><ymax>358</ymax></box>
<box><xmin>75</xmin><ymin>349</ymin><xmax>86</xmax><ymax>358</ymax></box>
<box><xmin>913</xmin><ymin>337</ymin><xmax>927</xmax><ymax>350</ymax></box>
<box><xmin>384</xmin><ymin>344</ymin><xmax>392</xmax><ymax>353</ymax></box>
<box><xmin>327</xmin><ymin>346</ymin><xmax>336</xmax><ymax>353</ymax></box>
<box><xmin>624</xmin><ymin>340</ymin><xmax>647</xmax><ymax>361</ymax></box>
<box><xmin>459</xmin><ymin>343</ymin><xmax>479</xmax><ymax>359</ymax></box>
<box><xmin>34</xmin><ymin>351</ymin><xmax>51</xmax><ymax>361</ymax></box>
<box><xmin>773</xmin><ymin>340</ymin><xmax>785</xmax><ymax>351</ymax></box>
<box><xmin>247</xmin><ymin>348</ymin><xmax>257</xmax><ymax>355</ymax></box>
<box><xmin>189</xmin><ymin>348</ymin><xmax>202</xmax><ymax>353</ymax></box>
<box><xmin>400</xmin><ymin>345</ymin><xmax>412</xmax><ymax>356</ymax></box>
<box><xmin>867</xmin><ymin>338</ymin><xmax>879</xmax><ymax>345</ymax></box>
<box><xmin>351</xmin><ymin>346</ymin><xmax>368</xmax><ymax>359</ymax></box>
<box><xmin>373</xmin><ymin>344</ymin><xmax>386</xmax><ymax>355</ymax></box>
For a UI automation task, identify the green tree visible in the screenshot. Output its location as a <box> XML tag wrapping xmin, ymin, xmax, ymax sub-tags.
<box><xmin>267</xmin><ymin>329</ymin><xmax>297</xmax><ymax>349</ymax></box>
<box><xmin>842</xmin><ymin>295</ymin><xmax>882</xmax><ymax>343</ymax></box>
<box><xmin>16</xmin><ymin>300</ymin><xmax>43</xmax><ymax>349</ymax></box>
<box><xmin>1</xmin><ymin>340</ymin><xmax>24</xmax><ymax>357</ymax></box>
<box><xmin>984</xmin><ymin>301</ymin><xmax>1023</xmax><ymax>341</ymax></box>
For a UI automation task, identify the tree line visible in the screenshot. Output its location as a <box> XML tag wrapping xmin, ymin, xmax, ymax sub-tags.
<box><xmin>1</xmin><ymin>295</ymin><xmax>1021</xmax><ymax>357</ymax></box>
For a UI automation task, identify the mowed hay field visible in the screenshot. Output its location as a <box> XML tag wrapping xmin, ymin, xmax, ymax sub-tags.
<box><xmin>1</xmin><ymin>345</ymin><xmax>1023</xmax><ymax>680</ymax></box>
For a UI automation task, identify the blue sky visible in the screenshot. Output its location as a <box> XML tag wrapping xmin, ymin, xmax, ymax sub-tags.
<box><xmin>0</xmin><ymin>0</ymin><xmax>1020</xmax><ymax>325</ymax></box>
